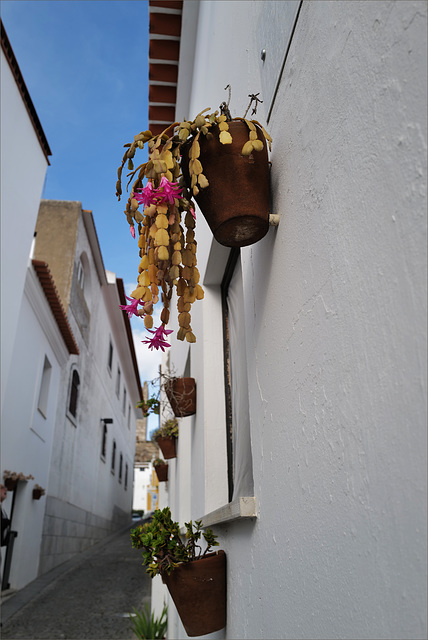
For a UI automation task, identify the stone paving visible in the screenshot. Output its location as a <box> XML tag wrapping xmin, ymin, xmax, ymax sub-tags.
<box><xmin>0</xmin><ymin>521</ymin><xmax>151</xmax><ymax>640</ymax></box>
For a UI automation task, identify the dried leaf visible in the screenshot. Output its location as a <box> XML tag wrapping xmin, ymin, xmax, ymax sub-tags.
<box><xmin>144</xmin><ymin>315</ymin><xmax>154</xmax><ymax>329</ymax></box>
<box><xmin>190</xmin><ymin>140</ymin><xmax>200</xmax><ymax>160</ymax></box>
<box><xmin>241</xmin><ymin>140</ymin><xmax>254</xmax><ymax>156</ymax></box>
<box><xmin>198</xmin><ymin>173</ymin><xmax>210</xmax><ymax>189</ymax></box>
<box><xmin>157</xmin><ymin>246</ymin><xmax>169</xmax><ymax>261</ymax></box>
<box><xmin>156</xmin><ymin>214</ymin><xmax>169</xmax><ymax>229</ymax></box>
<box><xmin>219</xmin><ymin>130</ymin><xmax>233</xmax><ymax>145</ymax></box>
<box><xmin>155</xmin><ymin>228</ymin><xmax>170</xmax><ymax>246</ymax></box>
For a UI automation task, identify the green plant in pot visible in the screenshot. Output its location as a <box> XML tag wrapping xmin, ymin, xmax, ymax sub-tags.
<box><xmin>116</xmin><ymin>92</ymin><xmax>272</xmax><ymax>352</ymax></box>
<box><xmin>129</xmin><ymin>603</ymin><xmax>167</xmax><ymax>640</ymax></box>
<box><xmin>136</xmin><ymin>394</ymin><xmax>160</xmax><ymax>418</ymax></box>
<box><xmin>152</xmin><ymin>419</ymin><xmax>179</xmax><ymax>460</ymax></box>
<box><xmin>131</xmin><ymin>507</ymin><xmax>226</xmax><ymax>637</ymax></box>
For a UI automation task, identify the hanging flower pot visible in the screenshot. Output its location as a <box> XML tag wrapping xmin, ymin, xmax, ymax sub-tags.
<box><xmin>162</xmin><ymin>550</ymin><xmax>226</xmax><ymax>637</ymax></box>
<box><xmin>115</xmin><ymin>93</ymin><xmax>272</xmax><ymax>351</ymax></box>
<box><xmin>164</xmin><ymin>377</ymin><xmax>196</xmax><ymax>417</ymax></box>
<box><xmin>32</xmin><ymin>489</ymin><xmax>44</xmax><ymax>500</ymax></box>
<box><xmin>154</xmin><ymin>462</ymin><xmax>168</xmax><ymax>482</ymax></box>
<box><xmin>155</xmin><ymin>435</ymin><xmax>177</xmax><ymax>460</ymax></box>
<box><xmin>182</xmin><ymin>119</ymin><xmax>270</xmax><ymax>247</ymax></box>
<box><xmin>131</xmin><ymin>508</ymin><xmax>225</xmax><ymax>637</ymax></box>
<box><xmin>4</xmin><ymin>478</ymin><xmax>17</xmax><ymax>491</ymax></box>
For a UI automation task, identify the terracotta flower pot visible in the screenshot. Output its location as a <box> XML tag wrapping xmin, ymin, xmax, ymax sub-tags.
<box><xmin>4</xmin><ymin>478</ymin><xmax>17</xmax><ymax>491</ymax></box>
<box><xmin>154</xmin><ymin>463</ymin><xmax>168</xmax><ymax>482</ymax></box>
<box><xmin>164</xmin><ymin>377</ymin><xmax>196</xmax><ymax>418</ymax></box>
<box><xmin>182</xmin><ymin>119</ymin><xmax>270</xmax><ymax>247</ymax></box>
<box><xmin>155</xmin><ymin>435</ymin><xmax>177</xmax><ymax>459</ymax></box>
<box><xmin>162</xmin><ymin>551</ymin><xmax>226</xmax><ymax>637</ymax></box>
<box><xmin>32</xmin><ymin>489</ymin><xmax>44</xmax><ymax>500</ymax></box>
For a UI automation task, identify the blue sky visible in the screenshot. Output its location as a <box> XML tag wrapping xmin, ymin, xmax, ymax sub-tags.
<box><xmin>2</xmin><ymin>0</ymin><xmax>161</xmax><ymax>431</ymax></box>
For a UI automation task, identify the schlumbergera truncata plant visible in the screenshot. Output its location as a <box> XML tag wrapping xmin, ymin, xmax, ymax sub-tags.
<box><xmin>116</xmin><ymin>92</ymin><xmax>272</xmax><ymax>351</ymax></box>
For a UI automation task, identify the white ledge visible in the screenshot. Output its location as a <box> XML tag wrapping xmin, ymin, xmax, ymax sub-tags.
<box><xmin>198</xmin><ymin>497</ymin><xmax>258</xmax><ymax>527</ymax></box>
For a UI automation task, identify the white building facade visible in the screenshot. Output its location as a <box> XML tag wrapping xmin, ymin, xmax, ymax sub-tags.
<box><xmin>147</xmin><ymin>1</ymin><xmax>427</xmax><ymax>639</ymax></box>
<box><xmin>0</xmin><ymin>20</ymin><xmax>51</xmax><ymax>413</ymax></box>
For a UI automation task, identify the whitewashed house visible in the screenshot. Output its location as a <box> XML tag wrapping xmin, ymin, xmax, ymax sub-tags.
<box><xmin>0</xmin><ymin>20</ymin><xmax>51</xmax><ymax>414</ymax></box>
<box><xmin>33</xmin><ymin>200</ymin><xmax>143</xmax><ymax>577</ymax></box>
<box><xmin>146</xmin><ymin>1</ymin><xmax>427</xmax><ymax>639</ymax></box>
<box><xmin>1</xmin><ymin>22</ymin><xmax>142</xmax><ymax>591</ymax></box>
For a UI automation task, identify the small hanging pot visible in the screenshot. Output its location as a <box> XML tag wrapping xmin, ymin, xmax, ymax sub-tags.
<box><xmin>164</xmin><ymin>377</ymin><xmax>196</xmax><ymax>418</ymax></box>
<box><xmin>182</xmin><ymin>119</ymin><xmax>270</xmax><ymax>247</ymax></box>
<box><xmin>162</xmin><ymin>550</ymin><xmax>226</xmax><ymax>637</ymax></box>
<box><xmin>32</xmin><ymin>489</ymin><xmax>44</xmax><ymax>500</ymax></box>
<box><xmin>4</xmin><ymin>478</ymin><xmax>18</xmax><ymax>491</ymax></box>
<box><xmin>154</xmin><ymin>463</ymin><xmax>168</xmax><ymax>482</ymax></box>
<box><xmin>155</xmin><ymin>435</ymin><xmax>177</xmax><ymax>460</ymax></box>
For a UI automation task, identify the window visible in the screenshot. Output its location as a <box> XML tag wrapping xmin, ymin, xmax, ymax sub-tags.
<box><xmin>37</xmin><ymin>356</ymin><xmax>52</xmax><ymax>418</ymax></box>
<box><xmin>125</xmin><ymin>463</ymin><xmax>128</xmax><ymax>490</ymax></box>
<box><xmin>111</xmin><ymin>440</ymin><xmax>116</xmax><ymax>474</ymax></box>
<box><xmin>77</xmin><ymin>258</ymin><xmax>85</xmax><ymax>291</ymax></box>
<box><xmin>127</xmin><ymin>404</ymin><xmax>131</xmax><ymax>429</ymax></box>
<box><xmin>122</xmin><ymin>388</ymin><xmax>127</xmax><ymax>414</ymax></box>
<box><xmin>101</xmin><ymin>423</ymin><xmax>108</xmax><ymax>460</ymax></box>
<box><xmin>68</xmin><ymin>369</ymin><xmax>80</xmax><ymax>419</ymax></box>
<box><xmin>221</xmin><ymin>249</ymin><xmax>254</xmax><ymax>502</ymax></box>
<box><xmin>107</xmin><ymin>340</ymin><xmax>113</xmax><ymax>371</ymax></box>
<box><xmin>119</xmin><ymin>453</ymin><xmax>123</xmax><ymax>483</ymax></box>
<box><xmin>116</xmin><ymin>368</ymin><xmax>121</xmax><ymax>397</ymax></box>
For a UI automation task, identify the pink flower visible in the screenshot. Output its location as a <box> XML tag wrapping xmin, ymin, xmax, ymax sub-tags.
<box><xmin>119</xmin><ymin>295</ymin><xmax>142</xmax><ymax>319</ymax></box>
<box><xmin>142</xmin><ymin>324</ymin><xmax>173</xmax><ymax>351</ymax></box>
<box><xmin>190</xmin><ymin>207</ymin><xmax>196</xmax><ymax>220</ymax></box>
<box><xmin>156</xmin><ymin>177</ymin><xmax>183</xmax><ymax>205</ymax></box>
<box><xmin>132</xmin><ymin>182</ymin><xmax>156</xmax><ymax>207</ymax></box>
<box><xmin>130</xmin><ymin>225</ymin><xmax>135</xmax><ymax>238</ymax></box>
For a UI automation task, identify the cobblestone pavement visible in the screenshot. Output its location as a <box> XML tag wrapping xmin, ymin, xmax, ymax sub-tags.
<box><xmin>1</xmin><ymin>522</ymin><xmax>151</xmax><ymax>640</ymax></box>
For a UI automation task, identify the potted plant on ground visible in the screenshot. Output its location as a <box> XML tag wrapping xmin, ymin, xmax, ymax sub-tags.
<box><xmin>131</xmin><ymin>507</ymin><xmax>226</xmax><ymax>637</ymax></box>
<box><xmin>152</xmin><ymin>419</ymin><xmax>179</xmax><ymax>459</ymax></box>
<box><xmin>153</xmin><ymin>458</ymin><xmax>169</xmax><ymax>483</ymax></box>
<box><xmin>116</xmin><ymin>91</ymin><xmax>272</xmax><ymax>352</ymax></box>
<box><xmin>129</xmin><ymin>603</ymin><xmax>168</xmax><ymax>640</ymax></box>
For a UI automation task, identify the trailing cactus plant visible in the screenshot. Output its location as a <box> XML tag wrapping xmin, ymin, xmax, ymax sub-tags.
<box><xmin>116</xmin><ymin>91</ymin><xmax>272</xmax><ymax>351</ymax></box>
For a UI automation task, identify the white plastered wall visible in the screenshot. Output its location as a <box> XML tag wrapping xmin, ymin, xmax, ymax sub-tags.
<box><xmin>158</xmin><ymin>1</ymin><xmax>427</xmax><ymax>638</ymax></box>
<box><xmin>0</xmin><ymin>49</ymin><xmax>49</xmax><ymax>411</ymax></box>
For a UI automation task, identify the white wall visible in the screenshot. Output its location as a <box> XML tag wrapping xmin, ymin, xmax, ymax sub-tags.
<box><xmin>39</xmin><ymin>209</ymin><xmax>139</xmax><ymax>575</ymax></box>
<box><xmin>0</xmin><ymin>49</ymin><xmax>48</xmax><ymax>412</ymax></box>
<box><xmin>164</xmin><ymin>1</ymin><xmax>427</xmax><ymax>639</ymax></box>
<box><xmin>1</xmin><ymin>267</ymin><xmax>68</xmax><ymax>589</ymax></box>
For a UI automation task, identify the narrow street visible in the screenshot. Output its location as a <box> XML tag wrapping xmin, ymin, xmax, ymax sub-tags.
<box><xmin>1</xmin><ymin>522</ymin><xmax>152</xmax><ymax>640</ymax></box>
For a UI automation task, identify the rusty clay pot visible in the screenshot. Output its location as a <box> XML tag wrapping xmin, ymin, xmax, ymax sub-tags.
<box><xmin>155</xmin><ymin>435</ymin><xmax>177</xmax><ymax>460</ymax></box>
<box><xmin>154</xmin><ymin>463</ymin><xmax>168</xmax><ymax>482</ymax></box>
<box><xmin>4</xmin><ymin>478</ymin><xmax>18</xmax><ymax>491</ymax></box>
<box><xmin>162</xmin><ymin>550</ymin><xmax>226</xmax><ymax>637</ymax></box>
<box><xmin>164</xmin><ymin>377</ymin><xmax>196</xmax><ymax>418</ymax></box>
<box><xmin>182</xmin><ymin>119</ymin><xmax>270</xmax><ymax>247</ymax></box>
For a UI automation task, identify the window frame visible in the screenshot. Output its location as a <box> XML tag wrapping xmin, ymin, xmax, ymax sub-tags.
<box><xmin>37</xmin><ymin>355</ymin><xmax>52</xmax><ymax>419</ymax></box>
<box><xmin>221</xmin><ymin>247</ymin><xmax>240</xmax><ymax>502</ymax></box>
<box><xmin>67</xmin><ymin>367</ymin><xmax>80</xmax><ymax>425</ymax></box>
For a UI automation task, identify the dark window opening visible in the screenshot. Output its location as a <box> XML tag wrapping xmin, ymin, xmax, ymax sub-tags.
<box><xmin>69</xmin><ymin>370</ymin><xmax>80</xmax><ymax>418</ymax></box>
